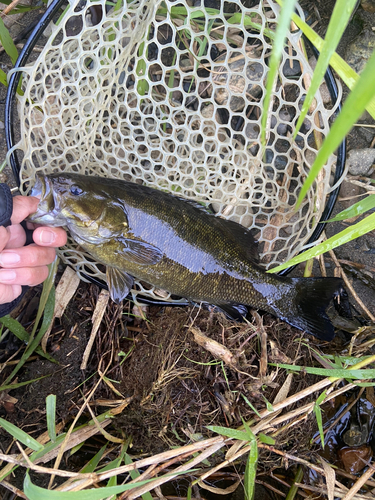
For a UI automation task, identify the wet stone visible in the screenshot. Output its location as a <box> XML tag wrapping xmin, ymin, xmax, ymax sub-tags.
<box><xmin>345</xmin><ymin>29</ymin><xmax>375</xmax><ymax>74</ymax></box>
<box><xmin>338</xmin><ymin>445</ymin><xmax>372</xmax><ymax>474</ymax></box>
<box><xmin>346</xmin><ymin>148</ymin><xmax>375</xmax><ymax>176</ymax></box>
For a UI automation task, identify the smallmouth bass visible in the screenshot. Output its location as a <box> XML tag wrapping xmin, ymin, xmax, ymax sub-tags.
<box><xmin>29</xmin><ymin>173</ymin><xmax>348</xmax><ymax>340</ymax></box>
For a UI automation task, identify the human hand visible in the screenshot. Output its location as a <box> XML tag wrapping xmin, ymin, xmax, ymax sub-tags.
<box><xmin>0</xmin><ymin>195</ymin><xmax>67</xmax><ymax>306</ymax></box>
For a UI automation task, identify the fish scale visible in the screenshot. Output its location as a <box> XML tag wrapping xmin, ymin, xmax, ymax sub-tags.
<box><xmin>28</xmin><ymin>173</ymin><xmax>349</xmax><ymax>340</ymax></box>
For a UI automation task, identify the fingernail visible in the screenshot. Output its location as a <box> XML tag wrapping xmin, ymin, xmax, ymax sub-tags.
<box><xmin>0</xmin><ymin>270</ymin><xmax>16</xmax><ymax>282</ymax></box>
<box><xmin>40</xmin><ymin>229</ymin><xmax>56</xmax><ymax>244</ymax></box>
<box><xmin>0</xmin><ymin>252</ymin><xmax>21</xmax><ymax>266</ymax></box>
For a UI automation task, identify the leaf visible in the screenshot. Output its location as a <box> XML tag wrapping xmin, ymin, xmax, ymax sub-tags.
<box><xmin>0</xmin><ymin>315</ymin><xmax>57</xmax><ymax>363</ymax></box>
<box><xmin>258</xmin><ymin>433</ymin><xmax>275</xmax><ymax>445</ymax></box>
<box><xmin>80</xmin><ymin>445</ymin><xmax>107</xmax><ymax>473</ymax></box>
<box><xmin>0</xmin><ymin>417</ymin><xmax>43</xmax><ymax>451</ymax></box>
<box><xmin>125</xmin><ymin>453</ymin><xmax>153</xmax><ymax>500</ymax></box>
<box><xmin>207</xmin><ymin>425</ymin><xmax>249</xmax><ymax>441</ymax></box>
<box><xmin>0</xmin><ymin>17</ymin><xmax>18</xmax><ymax>64</ymax></box>
<box><xmin>0</xmin><ymin>375</ymin><xmax>50</xmax><ymax>392</ymax></box>
<box><xmin>326</xmin><ymin>195</ymin><xmax>375</xmax><ymax>221</ymax></box>
<box><xmin>268</xmin><ymin>211</ymin><xmax>375</xmax><ymax>272</ymax></box>
<box><xmin>0</xmin><ymin>68</ymin><xmax>8</xmax><ymax>87</ymax></box>
<box><xmin>261</xmin><ymin>0</ymin><xmax>298</xmax><ymax>145</ymax></box>
<box><xmin>314</xmin><ymin>390</ymin><xmax>327</xmax><ymax>449</ymax></box>
<box><xmin>2</xmin><ymin>260</ymin><xmax>57</xmax><ymax>387</ymax></box>
<box><xmin>321</xmin><ymin>459</ymin><xmax>336</xmax><ymax>500</ymax></box>
<box><xmin>24</xmin><ymin>473</ymin><xmax>155</xmax><ymax>500</ymax></box>
<box><xmin>293</xmin><ymin>0</ymin><xmax>358</xmax><ymax>138</ymax></box>
<box><xmin>269</xmin><ymin>363</ymin><xmax>375</xmax><ymax>380</ymax></box>
<box><xmin>241</xmin><ymin>394</ymin><xmax>261</xmax><ymax>417</ymax></box>
<box><xmin>46</xmin><ymin>395</ymin><xmax>57</xmax><ymax>442</ymax></box>
<box><xmin>244</xmin><ymin>438</ymin><xmax>258</xmax><ymax>500</ymax></box>
<box><xmin>297</xmin><ymin>48</ymin><xmax>375</xmax><ymax>206</ymax></box>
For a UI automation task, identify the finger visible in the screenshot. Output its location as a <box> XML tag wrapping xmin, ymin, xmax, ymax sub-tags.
<box><xmin>0</xmin><ymin>244</ymin><xmax>56</xmax><ymax>268</ymax></box>
<box><xmin>33</xmin><ymin>226</ymin><xmax>67</xmax><ymax>247</ymax></box>
<box><xmin>4</xmin><ymin>224</ymin><xmax>27</xmax><ymax>249</ymax></box>
<box><xmin>0</xmin><ymin>284</ymin><xmax>22</xmax><ymax>305</ymax></box>
<box><xmin>10</xmin><ymin>196</ymin><xmax>40</xmax><ymax>225</ymax></box>
<box><xmin>0</xmin><ymin>266</ymin><xmax>49</xmax><ymax>287</ymax></box>
<box><xmin>0</xmin><ymin>227</ymin><xmax>10</xmax><ymax>252</ymax></box>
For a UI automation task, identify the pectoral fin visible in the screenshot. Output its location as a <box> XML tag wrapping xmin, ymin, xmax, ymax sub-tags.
<box><xmin>107</xmin><ymin>267</ymin><xmax>134</xmax><ymax>304</ymax></box>
<box><xmin>122</xmin><ymin>239</ymin><xmax>163</xmax><ymax>265</ymax></box>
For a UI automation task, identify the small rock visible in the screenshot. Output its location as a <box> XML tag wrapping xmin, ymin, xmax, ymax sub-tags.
<box><xmin>338</xmin><ymin>179</ymin><xmax>363</xmax><ymax>212</ymax></box>
<box><xmin>0</xmin><ymin>121</ymin><xmax>4</xmax><ymax>130</ymax></box>
<box><xmin>361</xmin><ymin>0</ymin><xmax>375</xmax><ymax>13</ymax></box>
<box><xmin>343</xmin><ymin>423</ymin><xmax>369</xmax><ymax>447</ymax></box>
<box><xmin>282</xmin><ymin>59</ymin><xmax>301</xmax><ymax>77</ymax></box>
<box><xmin>346</xmin><ymin>148</ymin><xmax>375</xmax><ymax>176</ymax></box>
<box><xmin>338</xmin><ymin>445</ymin><xmax>372</xmax><ymax>474</ymax></box>
<box><xmin>346</xmin><ymin>29</ymin><xmax>375</xmax><ymax>74</ymax></box>
<box><xmin>346</xmin><ymin>148</ymin><xmax>375</xmax><ymax>175</ymax></box>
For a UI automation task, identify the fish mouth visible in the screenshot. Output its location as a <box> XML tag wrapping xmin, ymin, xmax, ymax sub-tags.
<box><xmin>27</xmin><ymin>175</ymin><xmax>65</xmax><ymax>227</ymax></box>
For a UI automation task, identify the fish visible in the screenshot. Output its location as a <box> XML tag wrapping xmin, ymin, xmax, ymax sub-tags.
<box><xmin>28</xmin><ymin>172</ymin><xmax>349</xmax><ymax>341</ymax></box>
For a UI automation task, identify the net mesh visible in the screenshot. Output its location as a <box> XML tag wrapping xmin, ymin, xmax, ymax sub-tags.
<box><xmin>10</xmin><ymin>0</ymin><xmax>343</xmax><ymax>302</ymax></box>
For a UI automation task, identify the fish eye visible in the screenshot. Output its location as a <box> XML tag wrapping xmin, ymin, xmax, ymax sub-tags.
<box><xmin>70</xmin><ymin>185</ymin><xmax>84</xmax><ymax>196</ymax></box>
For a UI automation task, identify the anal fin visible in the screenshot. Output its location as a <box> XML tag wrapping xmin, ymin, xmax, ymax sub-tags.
<box><xmin>107</xmin><ymin>267</ymin><xmax>134</xmax><ymax>304</ymax></box>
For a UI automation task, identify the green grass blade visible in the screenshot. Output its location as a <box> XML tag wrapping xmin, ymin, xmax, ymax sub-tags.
<box><xmin>293</xmin><ymin>0</ymin><xmax>357</xmax><ymax>138</ymax></box>
<box><xmin>241</xmin><ymin>394</ymin><xmax>261</xmax><ymax>418</ymax></box>
<box><xmin>0</xmin><ymin>68</ymin><xmax>8</xmax><ymax>87</ymax></box>
<box><xmin>268</xmin><ymin>210</ymin><xmax>375</xmax><ymax>272</ymax></box>
<box><xmin>244</xmin><ymin>438</ymin><xmax>258</xmax><ymax>500</ymax></box>
<box><xmin>80</xmin><ymin>445</ymin><xmax>107</xmax><ymax>473</ymax></box>
<box><xmin>285</xmin><ymin>466</ymin><xmax>303</xmax><ymax>500</ymax></box>
<box><xmin>46</xmin><ymin>394</ymin><xmax>57</xmax><ymax>442</ymax></box>
<box><xmin>297</xmin><ymin>48</ymin><xmax>375</xmax><ymax>206</ymax></box>
<box><xmin>206</xmin><ymin>425</ymin><xmax>249</xmax><ymax>441</ymax></box>
<box><xmin>261</xmin><ymin>0</ymin><xmax>298</xmax><ymax>146</ymax></box>
<box><xmin>326</xmin><ymin>194</ymin><xmax>375</xmax><ymax>221</ymax></box>
<box><xmin>0</xmin><ymin>17</ymin><xmax>18</xmax><ymax>64</ymax></box>
<box><xmin>0</xmin><ymin>417</ymin><xmax>44</xmax><ymax>451</ymax></box>
<box><xmin>314</xmin><ymin>391</ymin><xmax>326</xmax><ymax>449</ymax></box>
<box><xmin>0</xmin><ymin>315</ymin><xmax>57</xmax><ymax>363</ymax></box>
<box><xmin>270</xmin><ymin>363</ymin><xmax>375</xmax><ymax>379</ymax></box>
<box><xmin>275</xmin><ymin>0</ymin><xmax>375</xmax><ymax>119</ymax></box>
<box><xmin>125</xmin><ymin>454</ymin><xmax>153</xmax><ymax>500</ymax></box>
<box><xmin>24</xmin><ymin>473</ymin><xmax>156</xmax><ymax>500</ymax></box>
<box><xmin>258</xmin><ymin>433</ymin><xmax>275</xmax><ymax>445</ymax></box>
<box><xmin>0</xmin><ymin>375</ymin><xmax>50</xmax><ymax>392</ymax></box>
<box><xmin>2</xmin><ymin>259</ymin><xmax>57</xmax><ymax>386</ymax></box>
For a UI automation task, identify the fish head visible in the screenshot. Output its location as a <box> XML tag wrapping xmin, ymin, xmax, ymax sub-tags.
<box><xmin>28</xmin><ymin>173</ymin><xmax>126</xmax><ymax>242</ymax></box>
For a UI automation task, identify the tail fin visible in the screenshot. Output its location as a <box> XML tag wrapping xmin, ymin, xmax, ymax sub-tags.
<box><xmin>277</xmin><ymin>278</ymin><xmax>348</xmax><ymax>341</ymax></box>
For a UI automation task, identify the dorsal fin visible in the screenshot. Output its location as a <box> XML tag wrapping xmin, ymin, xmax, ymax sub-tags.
<box><xmin>217</xmin><ymin>217</ymin><xmax>259</xmax><ymax>264</ymax></box>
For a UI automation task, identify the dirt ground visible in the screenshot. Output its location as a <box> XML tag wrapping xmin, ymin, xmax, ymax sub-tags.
<box><xmin>1</xmin><ymin>0</ymin><xmax>375</xmax><ymax>498</ymax></box>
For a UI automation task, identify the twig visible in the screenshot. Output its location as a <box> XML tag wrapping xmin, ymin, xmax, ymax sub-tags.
<box><xmin>252</xmin><ymin>310</ymin><xmax>267</xmax><ymax>378</ymax></box>
<box><xmin>81</xmin><ymin>289</ymin><xmax>110</xmax><ymax>370</ymax></box>
<box><xmin>341</xmin><ymin>464</ymin><xmax>375</xmax><ymax>500</ymax></box>
<box><xmin>0</xmin><ymin>479</ymin><xmax>29</xmax><ymax>499</ymax></box>
<box><xmin>13</xmin><ymin>443</ymin><xmax>95</xmax><ymax>479</ymax></box>
<box><xmin>0</xmin><ymin>0</ymin><xmax>22</xmax><ymax>17</ymax></box>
